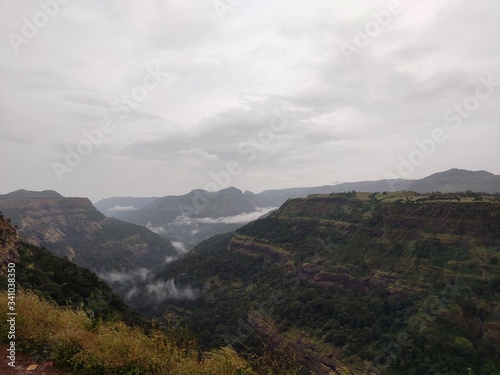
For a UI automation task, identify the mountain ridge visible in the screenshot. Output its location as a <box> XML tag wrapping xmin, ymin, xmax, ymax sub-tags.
<box><xmin>93</xmin><ymin>169</ymin><xmax>500</xmax><ymax>251</ymax></box>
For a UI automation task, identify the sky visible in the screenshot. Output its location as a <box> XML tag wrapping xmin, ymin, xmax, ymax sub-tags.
<box><xmin>0</xmin><ymin>0</ymin><xmax>499</xmax><ymax>202</ymax></box>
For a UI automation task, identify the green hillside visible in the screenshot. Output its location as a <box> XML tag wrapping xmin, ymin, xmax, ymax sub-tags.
<box><xmin>0</xmin><ymin>211</ymin><xmax>137</xmax><ymax>322</ymax></box>
<box><xmin>0</xmin><ymin>212</ymin><xmax>257</xmax><ymax>374</ymax></box>
<box><xmin>148</xmin><ymin>192</ymin><xmax>500</xmax><ymax>374</ymax></box>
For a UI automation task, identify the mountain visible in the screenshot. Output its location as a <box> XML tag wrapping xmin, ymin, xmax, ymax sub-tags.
<box><xmin>0</xmin><ymin>193</ymin><xmax>178</xmax><ymax>274</ymax></box>
<box><xmin>0</xmin><ymin>189</ymin><xmax>64</xmax><ymax>199</ymax></box>
<box><xmin>257</xmin><ymin>169</ymin><xmax>500</xmax><ymax>206</ymax></box>
<box><xmin>140</xmin><ymin>191</ymin><xmax>500</xmax><ymax>374</ymax></box>
<box><xmin>101</xmin><ymin>169</ymin><xmax>500</xmax><ymax>251</ymax></box>
<box><xmin>94</xmin><ymin>196</ymin><xmax>159</xmax><ymax>216</ymax></box>
<box><xmin>113</xmin><ymin>187</ymin><xmax>277</xmax><ymax>250</ymax></box>
<box><xmin>407</xmin><ymin>169</ymin><xmax>500</xmax><ymax>194</ymax></box>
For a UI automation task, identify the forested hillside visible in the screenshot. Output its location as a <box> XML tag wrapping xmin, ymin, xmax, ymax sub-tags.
<box><xmin>146</xmin><ymin>192</ymin><xmax>500</xmax><ymax>374</ymax></box>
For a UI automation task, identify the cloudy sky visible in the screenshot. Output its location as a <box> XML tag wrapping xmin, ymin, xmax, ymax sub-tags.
<box><xmin>1</xmin><ymin>0</ymin><xmax>499</xmax><ymax>202</ymax></box>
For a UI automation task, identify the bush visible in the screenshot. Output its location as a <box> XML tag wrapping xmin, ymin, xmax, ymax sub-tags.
<box><xmin>0</xmin><ymin>290</ymin><xmax>254</xmax><ymax>375</ymax></box>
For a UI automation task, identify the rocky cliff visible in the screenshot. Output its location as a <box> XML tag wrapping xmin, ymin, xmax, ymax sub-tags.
<box><xmin>0</xmin><ymin>194</ymin><xmax>177</xmax><ymax>273</ymax></box>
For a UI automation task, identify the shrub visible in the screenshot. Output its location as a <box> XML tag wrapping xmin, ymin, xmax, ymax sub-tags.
<box><xmin>0</xmin><ymin>290</ymin><xmax>254</xmax><ymax>374</ymax></box>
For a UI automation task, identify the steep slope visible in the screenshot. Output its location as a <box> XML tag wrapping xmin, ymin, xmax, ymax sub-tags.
<box><xmin>0</xmin><ymin>213</ymin><xmax>19</xmax><ymax>277</ymax></box>
<box><xmin>0</xmin><ymin>212</ymin><xmax>136</xmax><ymax>321</ymax></box>
<box><xmin>0</xmin><ymin>194</ymin><xmax>177</xmax><ymax>273</ymax></box>
<box><xmin>148</xmin><ymin>192</ymin><xmax>500</xmax><ymax>374</ymax></box>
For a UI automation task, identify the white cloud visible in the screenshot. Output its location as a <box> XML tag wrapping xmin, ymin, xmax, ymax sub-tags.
<box><xmin>171</xmin><ymin>241</ymin><xmax>188</xmax><ymax>254</ymax></box>
<box><xmin>146</xmin><ymin>222</ymin><xmax>166</xmax><ymax>234</ymax></box>
<box><xmin>99</xmin><ymin>268</ymin><xmax>152</xmax><ymax>283</ymax></box>
<box><xmin>195</xmin><ymin>207</ymin><xmax>278</xmax><ymax>224</ymax></box>
<box><xmin>146</xmin><ymin>279</ymin><xmax>196</xmax><ymax>301</ymax></box>
<box><xmin>109</xmin><ymin>205</ymin><xmax>137</xmax><ymax>212</ymax></box>
<box><xmin>177</xmin><ymin>148</ymin><xmax>220</xmax><ymax>163</ymax></box>
<box><xmin>165</xmin><ymin>256</ymin><xmax>176</xmax><ymax>263</ymax></box>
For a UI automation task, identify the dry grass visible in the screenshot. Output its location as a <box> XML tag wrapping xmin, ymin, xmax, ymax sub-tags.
<box><xmin>0</xmin><ymin>290</ymin><xmax>254</xmax><ymax>374</ymax></box>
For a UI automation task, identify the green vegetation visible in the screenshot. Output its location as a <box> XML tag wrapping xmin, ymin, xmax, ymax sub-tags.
<box><xmin>150</xmin><ymin>193</ymin><xmax>500</xmax><ymax>374</ymax></box>
<box><xmin>1</xmin><ymin>242</ymin><xmax>137</xmax><ymax>322</ymax></box>
<box><xmin>2</xmin><ymin>192</ymin><xmax>500</xmax><ymax>374</ymax></box>
<box><xmin>0</xmin><ymin>290</ymin><xmax>254</xmax><ymax>374</ymax></box>
<box><xmin>0</xmin><ymin>213</ymin><xmax>261</xmax><ymax>374</ymax></box>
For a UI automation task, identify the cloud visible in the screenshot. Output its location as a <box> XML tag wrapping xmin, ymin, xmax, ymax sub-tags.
<box><xmin>195</xmin><ymin>207</ymin><xmax>278</xmax><ymax>224</ymax></box>
<box><xmin>146</xmin><ymin>222</ymin><xmax>166</xmax><ymax>234</ymax></box>
<box><xmin>99</xmin><ymin>268</ymin><xmax>152</xmax><ymax>283</ymax></box>
<box><xmin>1</xmin><ymin>132</ymin><xmax>37</xmax><ymax>146</ymax></box>
<box><xmin>171</xmin><ymin>241</ymin><xmax>188</xmax><ymax>254</ymax></box>
<box><xmin>146</xmin><ymin>279</ymin><xmax>196</xmax><ymax>302</ymax></box>
<box><xmin>61</xmin><ymin>94</ymin><xmax>110</xmax><ymax>108</ymax></box>
<box><xmin>172</xmin><ymin>215</ymin><xmax>196</xmax><ymax>226</ymax></box>
<box><xmin>165</xmin><ymin>256</ymin><xmax>176</xmax><ymax>263</ymax></box>
<box><xmin>178</xmin><ymin>148</ymin><xmax>220</xmax><ymax>163</ymax></box>
<box><xmin>99</xmin><ymin>268</ymin><xmax>194</xmax><ymax>303</ymax></box>
<box><xmin>109</xmin><ymin>205</ymin><xmax>137</xmax><ymax>212</ymax></box>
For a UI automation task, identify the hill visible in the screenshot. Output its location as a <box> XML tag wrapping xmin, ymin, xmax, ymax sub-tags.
<box><xmin>98</xmin><ymin>169</ymin><xmax>500</xmax><ymax>252</ymax></box>
<box><xmin>0</xmin><ymin>189</ymin><xmax>64</xmax><ymax>199</ymax></box>
<box><xmin>144</xmin><ymin>191</ymin><xmax>500</xmax><ymax>374</ymax></box>
<box><xmin>407</xmin><ymin>169</ymin><xmax>500</xmax><ymax>194</ymax></box>
<box><xmin>0</xmin><ymin>194</ymin><xmax>177</xmax><ymax>274</ymax></box>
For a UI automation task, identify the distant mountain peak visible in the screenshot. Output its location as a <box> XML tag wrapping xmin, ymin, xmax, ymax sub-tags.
<box><xmin>219</xmin><ymin>187</ymin><xmax>244</xmax><ymax>194</ymax></box>
<box><xmin>0</xmin><ymin>189</ymin><xmax>64</xmax><ymax>199</ymax></box>
<box><xmin>431</xmin><ymin>168</ymin><xmax>494</xmax><ymax>177</ymax></box>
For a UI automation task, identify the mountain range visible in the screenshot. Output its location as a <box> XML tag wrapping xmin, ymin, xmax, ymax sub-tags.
<box><xmin>95</xmin><ymin>169</ymin><xmax>500</xmax><ymax>250</ymax></box>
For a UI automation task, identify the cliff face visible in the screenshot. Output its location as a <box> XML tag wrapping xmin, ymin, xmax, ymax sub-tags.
<box><xmin>237</xmin><ymin>193</ymin><xmax>500</xmax><ymax>292</ymax></box>
<box><xmin>155</xmin><ymin>192</ymin><xmax>500</xmax><ymax>374</ymax></box>
<box><xmin>0</xmin><ymin>196</ymin><xmax>177</xmax><ymax>273</ymax></box>
<box><xmin>0</xmin><ymin>213</ymin><xmax>19</xmax><ymax>277</ymax></box>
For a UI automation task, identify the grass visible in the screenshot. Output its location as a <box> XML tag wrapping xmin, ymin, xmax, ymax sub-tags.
<box><xmin>0</xmin><ymin>290</ymin><xmax>254</xmax><ymax>375</ymax></box>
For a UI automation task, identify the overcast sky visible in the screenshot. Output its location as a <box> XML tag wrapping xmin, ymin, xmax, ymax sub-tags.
<box><xmin>1</xmin><ymin>0</ymin><xmax>499</xmax><ymax>202</ymax></box>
